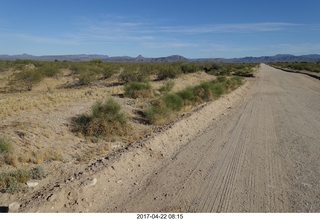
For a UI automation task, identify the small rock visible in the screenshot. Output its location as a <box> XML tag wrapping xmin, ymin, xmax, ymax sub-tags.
<box><xmin>47</xmin><ymin>193</ymin><xmax>56</xmax><ymax>202</ymax></box>
<box><xmin>85</xmin><ymin>178</ymin><xmax>97</xmax><ymax>187</ymax></box>
<box><xmin>27</xmin><ymin>180</ymin><xmax>39</xmax><ymax>187</ymax></box>
<box><xmin>155</xmin><ymin>90</ymin><xmax>161</xmax><ymax>95</ymax></box>
<box><xmin>8</xmin><ymin>202</ymin><xmax>20</xmax><ymax>212</ymax></box>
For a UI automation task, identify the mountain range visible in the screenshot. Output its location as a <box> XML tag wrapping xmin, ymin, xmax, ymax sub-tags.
<box><xmin>0</xmin><ymin>53</ymin><xmax>319</xmax><ymax>63</ymax></box>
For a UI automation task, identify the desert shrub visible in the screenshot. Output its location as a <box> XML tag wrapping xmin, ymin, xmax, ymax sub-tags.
<box><xmin>180</xmin><ymin>62</ymin><xmax>199</xmax><ymax>73</ymax></box>
<box><xmin>11</xmin><ymin>59</ymin><xmax>35</xmax><ymax>70</ymax></box>
<box><xmin>69</xmin><ymin>62</ymin><xmax>86</xmax><ymax>74</ymax></box>
<box><xmin>73</xmin><ymin>98</ymin><xmax>131</xmax><ymax>138</ymax></box>
<box><xmin>139</xmin><ymin>63</ymin><xmax>159</xmax><ymax>75</ymax></box>
<box><xmin>28</xmin><ymin>166</ymin><xmax>47</xmax><ymax>179</ymax></box>
<box><xmin>177</xmin><ymin>87</ymin><xmax>195</xmax><ymax>105</ymax></box>
<box><xmin>144</xmin><ymin>94</ymin><xmax>183</xmax><ymax>125</ymax></box>
<box><xmin>209</xmin><ymin>83</ymin><xmax>225</xmax><ymax>98</ymax></box>
<box><xmin>119</xmin><ymin>70</ymin><xmax>149</xmax><ymax>83</ymax></box>
<box><xmin>144</xmin><ymin>76</ymin><xmax>243</xmax><ymax>125</ymax></box>
<box><xmin>221</xmin><ymin>76</ymin><xmax>243</xmax><ymax>91</ymax></box>
<box><xmin>157</xmin><ymin>63</ymin><xmax>182</xmax><ymax>80</ymax></box>
<box><xmin>161</xmin><ymin>93</ymin><xmax>184</xmax><ymax>111</ymax></box>
<box><xmin>0</xmin><ymin>60</ymin><xmax>11</xmax><ymax>72</ymax></box>
<box><xmin>0</xmin><ymin>166</ymin><xmax>46</xmax><ymax>194</ymax></box>
<box><xmin>144</xmin><ymin>99</ymin><xmax>173</xmax><ymax>125</ymax></box>
<box><xmin>270</xmin><ymin>62</ymin><xmax>320</xmax><ymax>73</ymax></box>
<box><xmin>230</xmin><ymin>76</ymin><xmax>243</xmax><ymax>86</ymax></box>
<box><xmin>76</xmin><ymin>67</ymin><xmax>99</xmax><ymax>85</ymax></box>
<box><xmin>8</xmin><ymin>69</ymin><xmax>43</xmax><ymax>91</ymax></box>
<box><xmin>0</xmin><ymin>135</ymin><xmax>12</xmax><ymax>154</ymax></box>
<box><xmin>89</xmin><ymin>58</ymin><xmax>103</xmax><ymax>64</ymax></box>
<box><xmin>159</xmin><ymin>80</ymin><xmax>175</xmax><ymax>94</ymax></box>
<box><xmin>217</xmin><ymin>76</ymin><xmax>227</xmax><ymax>83</ymax></box>
<box><xmin>124</xmin><ymin>81</ymin><xmax>153</xmax><ymax>98</ymax></box>
<box><xmin>193</xmin><ymin>82</ymin><xmax>214</xmax><ymax>102</ymax></box>
<box><xmin>101</xmin><ymin>65</ymin><xmax>117</xmax><ymax>79</ymax></box>
<box><xmin>36</xmin><ymin>63</ymin><xmax>59</xmax><ymax>77</ymax></box>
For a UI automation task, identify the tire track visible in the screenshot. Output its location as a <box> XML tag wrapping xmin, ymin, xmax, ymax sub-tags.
<box><xmin>114</xmin><ymin>64</ymin><xmax>319</xmax><ymax>212</ymax></box>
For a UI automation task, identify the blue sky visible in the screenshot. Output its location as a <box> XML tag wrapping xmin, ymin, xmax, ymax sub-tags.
<box><xmin>0</xmin><ymin>0</ymin><xmax>319</xmax><ymax>58</ymax></box>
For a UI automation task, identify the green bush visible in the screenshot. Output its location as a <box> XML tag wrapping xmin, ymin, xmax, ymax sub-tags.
<box><xmin>144</xmin><ymin>76</ymin><xmax>243</xmax><ymax>125</ymax></box>
<box><xmin>193</xmin><ymin>82</ymin><xmax>214</xmax><ymax>102</ymax></box>
<box><xmin>101</xmin><ymin>65</ymin><xmax>116</xmax><ymax>79</ymax></box>
<box><xmin>144</xmin><ymin>105</ymin><xmax>172</xmax><ymax>125</ymax></box>
<box><xmin>209</xmin><ymin>83</ymin><xmax>225</xmax><ymax>98</ymax></box>
<box><xmin>9</xmin><ymin>69</ymin><xmax>43</xmax><ymax>91</ymax></box>
<box><xmin>143</xmin><ymin>94</ymin><xmax>183</xmax><ymax>125</ymax></box>
<box><xmin>73</xmin><ymin>98</ymin><xmax>131</xmax><ymax>138</ymax></box>
<box><xmin>124</xmin><ymin>81</ymin><xmax>153</xmax><ymax>98</ymax></box>
<box><xmin>119</xmin><ymin>67</ymin><xmax>149</xmax><ymax>83</ymax></box>
<box><xmin>180</xmin><ymin>62</ymin><xmax>199</xmax><ymax>73</ymax></box>
<box><xmin>38</xmin><ymin>64</ymin><xmax>59</xmax><ymax>77</ymax></box>
<box><xmin>76</xmin><ymin>67</ymin><xmax>99</xmax><ymax>85</ymax></box>
<box><xmin>157</xmin><ymin>63</ymin><xmax>182</xmax><ymax>80</ymax></box>
<box><xmin>159</xmin><ymin>80</ymin><xmax>175</xmax><ymax>94</ymax></box>
<box><xmin>217</xmin><ymin>76</ymin><xmax>227</xmax><ymax>83</ymax></box>
<box><xmin>177</xmin><ymin>87</ymin><xmax>195</xmax><ymax>105</ymax></box>
<box><xmin>161</xmin><ymin>93</ymin><xmax>184</xmax><ymax>111</ymax></box>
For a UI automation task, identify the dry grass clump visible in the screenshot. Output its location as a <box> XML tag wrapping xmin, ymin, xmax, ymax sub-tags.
<box><xmin>0</xmin><ymin>134</ymin><xmax>64</xmax><ymax>167</ymax></box>
<box><xmin>124</xmin><ymin>81</ymin><xmax>154</xmax><ymax>99</ymax></box>
<box><xmin>0</xmin><ymin>135</ymin><xmax>19</xmax><ymax>167</ymax></box>
<box><xmin>0</xmin><ymin>85</ymin><xmax>116</xmax><ymax>120</ymax></box>
<box><xmin>73</xmin><ymin>98</ymin><xmax>131</xmax><ymax>140</ymax></box>
<box><xmin>0</xmin><ymin>135</ymin><xmax>12</xmax><ymax>154</ymax></box>
<box><xmin>0</xmin><ymin>166</ymin><xmax>47</xmax><ymax>194</ymax></box>
<box><xmin>74</xmin><ymin>144</ymin><xmax>110</xmax><ymax>164</ymax></box>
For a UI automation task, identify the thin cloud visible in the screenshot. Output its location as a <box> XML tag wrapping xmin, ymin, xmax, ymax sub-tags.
<box><xmin>159</xmin><ymin>22</ymin><xmax>300</xmax><ymax>34</ymax></box>
<box><xmin>272</xmin><ymin>43</ymin><xmax>320</xmax><ymax>55</ymax></box>
<box><xmin>144</xmin><ymin>42</ymin><xmax>199</xmax><ymax>48</ymax></box>
<box><xmin>0</xmin><ymin>32</ymin><xmax>79</xmax><ymax>45</ymax></box>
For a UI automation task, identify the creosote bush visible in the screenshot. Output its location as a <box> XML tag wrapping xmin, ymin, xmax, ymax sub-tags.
<box><xmin>73</xmin><ymin>98</ymin><xmax>131</xmax><ymax>139</ymax></box>
<box><xmin>9</xmin><ymin>69</ymin><xmax>44</xmax><ymax>91</ymax></box>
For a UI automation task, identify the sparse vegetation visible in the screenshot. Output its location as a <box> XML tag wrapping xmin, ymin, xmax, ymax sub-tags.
<box><xmin>0</xmin><ymin>135</ymin><xmax>12</xmax><ymax>154</ymax></box>
<box><xmin>159</xmin><ymin>80</ymin><xmax>175</xmax><ymax>94</ymax></box>
<box><xmin>9</xmin><ymin>69</ymin><xmax>44</xmax><ymax>91</ymax></box>
<box><xmin>124</xmin><ymin>81</ymin><xmax>153</xmax><ymax>98</ymax></box>
<box><xmin>0</xmin><ymin>166</ymin><xmax>47</xmax><ymax>194</ymax></box>
<box><xmin>269</xmin><ymin>62</ymin><xmax>320</xmax><ymax>73</ymax></box>
<box><xmin>144</xmin><ymin>76</ymin><xmax>244</xmax><ymax>125</ymax></box>
<box><xmin>157</xmin><ymin>63</ymin><xmax>183</xmax><ymax>80</ymax></box>
<box><xmin>73</xmin><ymin>98</ymin><xmax>131</xmax><ymax>139</ymax></box>
<box><xmin>0</xmin><ymin>59</ymin><xmax>257</xmax><ymax>195</ymax></box>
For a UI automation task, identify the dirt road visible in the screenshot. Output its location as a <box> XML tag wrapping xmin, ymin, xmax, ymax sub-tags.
<box><xmin>108</xmin><ymin>64</ymin><xmax>320</xmax><ymax>212</ymax></box>
<box><xmin>15</xmin><ymin>64</ymin><xmax>320</xmax><ymax>212</ymax></box>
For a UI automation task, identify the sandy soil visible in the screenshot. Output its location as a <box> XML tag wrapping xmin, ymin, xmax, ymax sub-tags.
<box><xmin>2</xmin><ymin>64</ymin><xmax>320</xmax><ymax>212</ymax></box>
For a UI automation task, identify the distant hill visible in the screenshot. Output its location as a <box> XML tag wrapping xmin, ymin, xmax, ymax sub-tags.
<box><xmin>224</xmin><ymin>54</ymin><xmax>320</xmax><ymax>63</ymax></box>
<box><xmin>0</xmin><ymin>54</ymin><xmax>188</xmax><ymax>62</ymax></box>
<box><xmin>197</xmin><ymin>54</ymin><xmax>320</xmax><ymax>63</ymax></box>
<box><xmin>0</xmin><ymin>53</ymin><xmax>319</xmax><ymax>62</ymax></box>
